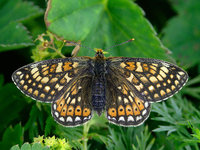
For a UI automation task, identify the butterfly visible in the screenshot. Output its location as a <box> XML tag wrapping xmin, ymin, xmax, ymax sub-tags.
<box><xmin>12</xmin><ymin>48</ymin><xmax>188</xmax><ymax>127</ymax></box>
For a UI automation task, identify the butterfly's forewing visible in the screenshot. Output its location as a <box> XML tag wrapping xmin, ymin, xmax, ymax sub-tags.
<box><xmin>106</xmin><ymin>73</ymin><xmax>151</xmax><ymax>126</ymax></box>
<box><xmin>12</xmin><ymin>57</ymin><xmax>93</xmax><ymax>103</ymax></box>
<box><xmin>107</xmin><ymin>58</ymin><xmax>188</xmax><ymax>103</ymax></box>
<box><xmin>51</xmin><ymin>77</ymin><xmax>93</xmax><ymax>126</ymax></box>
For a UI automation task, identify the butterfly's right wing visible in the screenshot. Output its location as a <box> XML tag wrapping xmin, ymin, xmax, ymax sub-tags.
<box><xmin>12</xmin><ymin>57</ymin><xmax>94</xmax><ymax>103</ymax></box>
<box><xmin>105</xmin><ymin>71</ymin><xmax>151</xmax><ymax>126</ymax></box>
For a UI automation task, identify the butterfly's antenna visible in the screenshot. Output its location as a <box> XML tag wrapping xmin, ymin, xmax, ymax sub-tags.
<box><xmin>104</xmin><ymin>38</ymin><xmax>135</xmax><ymax>51</ymax></box>
<box><xmin>64</xmin><ymin>40</ymin><xmax>95</xmax><ymax>52</ymax></box>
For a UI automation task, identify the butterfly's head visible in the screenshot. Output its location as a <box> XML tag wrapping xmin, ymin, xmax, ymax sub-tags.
<box><xmin>94</xmin><ymin>48</ymin><xmax>107</xmax><ymax>59</ymax></box>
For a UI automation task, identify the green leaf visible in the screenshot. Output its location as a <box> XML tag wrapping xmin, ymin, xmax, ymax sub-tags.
<box><xmin>153</xmin><ymin>125</ymin><xmax>177</xmax><ymax>136</ymax></box>
<box><xmin>32</xmin><ymin>143</ymin><xmax>50</xmax><ymax>150</ymax></box>
<box><xmin>11</xmin><ymin>143</ymin><xmax>50</xmax><ymax>150</ymax></box>
<box><xmin>10</xmin><ymin>145</ymin><xmax>20</xmax><ymax>150</ymax></box>
<box><xmin>0</xmin><ymin>0</ymin><xmax>43</xmax><ymax>52</ymax></box>
<box><xmin>21</xmin><ymin>143</ymin><xmax>31</xmax><ymax>150</ymax></box>
<box><xmin>24</xmin><ymin>105</ymin><xmax>46</xmax><ymax>140</ymax></box>
<box><xmin>45</xmin><ymin>0</ymin><xmax>170</xmax><ymax>60</ymax></box>
<box><xmin>162</xmin><ymin>0</ymin><xmax>200</xmax><ymax>66</ymax></box>
<box><xmin>0</xmin><ymin>79</ymin><xmax>28</xmax><ymax>134</ymax></box>
<box><xmin>0</xmin><ymin>124</ymin><xmax>24</xmax><ymax>150</ymax></box>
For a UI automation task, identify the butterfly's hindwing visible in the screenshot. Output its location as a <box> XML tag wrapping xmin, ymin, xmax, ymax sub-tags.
<box><xmin>12</xmin><ymin>57</ymin><xmax>93</xmax><ymax>102</ymax></box>
<box><xmin>107</xmin><ymin>58</ymin><xmax>188</xmax><ymax>103</ymax></box>
<box><xmin>51</xmin><ymin>77</ymin><xmax>93</xmax><ymax>126</ymax></box>
<box><xmin>106</xmin><ymin>72</ymin><xmax>151</xmax><ymax>126</ymax></box>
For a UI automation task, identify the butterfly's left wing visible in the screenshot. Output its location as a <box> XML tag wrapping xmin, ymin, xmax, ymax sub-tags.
<box><xmin>51</xmin><ymin>77</ymin><xmax>93</xmax><ymax>126</ymax></box>
<box><xmin>12</xmin><ymin>57</ymin><xmax>93</xmax><ymax>103</ymax></box>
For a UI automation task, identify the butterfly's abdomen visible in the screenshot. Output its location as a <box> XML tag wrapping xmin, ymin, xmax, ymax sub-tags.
<box><xmin>91</xmin><ymin>59</ymin><xmax>106</xmax><ymax>115</ymax></box>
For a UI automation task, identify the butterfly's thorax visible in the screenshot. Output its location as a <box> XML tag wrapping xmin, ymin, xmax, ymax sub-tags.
<box><xmin>91</xmin><ymin>49</ymin><xmax>106</xmax><ymax>115</ymax></box>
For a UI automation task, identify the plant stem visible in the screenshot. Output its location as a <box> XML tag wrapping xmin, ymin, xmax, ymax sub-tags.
<box><xmin>83</xmin><ymin>124</ymin><xmax>89</xmax><ymax>150</ymax></box>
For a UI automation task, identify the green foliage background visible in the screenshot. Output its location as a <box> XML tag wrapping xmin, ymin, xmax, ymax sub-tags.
<box><xmin>0</xmin><ymin>0</ymin><xmax>200</xmax><ymax>149</ymax></box>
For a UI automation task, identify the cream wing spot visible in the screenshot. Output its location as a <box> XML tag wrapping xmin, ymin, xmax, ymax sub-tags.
<box><xmin>160</xmin><ymin>90</ymin><xmax>166</xmax><ymax>96</ymax></box>
<box><xmin>31</xmin><ymin>68</ymin><xmax>38</xmax><ymax>75</ymax></box>
<box><xmin>58</xmin><ymin>86</ymin><xmax>64</xmax><ymax>91</ymax></box>
<box><xmin>56</xmin><ymin>62</ymin><xmax>63</xmax><ymax>72</ymax></box>
<box><xmin>127</xmin><ymin>73</ymin><xmax>134</xmax><ymax>82</ymax></box>
<box><xmin>154</xmin><ymin>93</ymin><xmax>159</xmax><ymax>98</ymax></box>
<box><xmin>44</xmin><ymin>86</ymin><xmax>51</xmax><ymax>92</ymax></box>
<box><xmin>148</xmin><ymin>85</ymin><xmax>154</xmax><ymax>92</ymax></box>
<box><xmin>53</xmin><ymin>104</ymin><xmax>57</xmax><ymax>110</ymax></box>
<box><xmin>40</xmin><ymin>93</ymin><xmax>45</xmax><ymax>98</ymax></box>
<box><xmin>25</xmin><ymin>74</ymin><xmax>29</xmax><ymax>79</ymax></box>
<box><xmin>159</xmin><ymin>70</ymin><xmax>167</xmax><ymax>78</ymax></box>
<box><xmin>167</xmin><ymin>79</ymin><xmax>171</xmax><ymax>84</ymax></box>
<box><xmin>20</xmin><ymin>80</ymin><xmax>25</xmax><ymax>85</ymax></box>
<box><xmin>50</xmin><ymin>78</ymin><xmax>58</xmax><ymax>83</ymax></box>
<box><xmin>157</xmin><ymin>75</ymin><xmax>163</xmax><ymax>81</ymax></box>
<box><xmin>175</xmin><ymin>80</ymin><xmax>179</xmax><ymax>86</ymax></box>
<box><xmin>54</xmin><ymin>112</ymin><xmax>59</xmax><ymax>117</ymax></box>
<box><xmin>19</xmin><ymin>74</ymin><xmax>24</xmax><ymax>79</ymax></box>
<box><xmin>176</xmin><ymin>74</ymin><xmax>181</xmax><ymax>80</ymax></box>
<box><xmin>178</xmin><ymin>71</ymin><xmax>185</xmax><ymax>75</ymax></box>
<box><xmin>149</xmin><ymin>76</ymin><xmax>158</xmax><ymax>83</ymax></box>
<box><xmin>128</xmin><ymin>96</ymin><xmax>133</xmax><ymax>102</ymax></box>
<box><xmin>59</xmin><ymin>117</ymin><xmax>65</xmax><ymax>122</ymax></box>
<box><xmin>64</xmin><ymin>73</ymin><xmax>72</xmax><ymax>83</ymax></box>
<box><xmin>33</xmin><ymin>71</ymin><xmax>39</xmax><ymax>79</ymax></box>
<box><xmin>136</xmin><ymin>116</ymin><xmax>142</xmax><ymax>121</ymax></box>
<box><xmin>142</xmin><ymin>109</ymin><xmax>147</xmax><ymax>115</ymax></box>
<box><xmin>38</xmin><ymin>84</ymin><xmax>42</xmax><ymax>88</ymax></box>
<box><xmin>16</xmin><ymin>71</ymin><xmax>22</xmax><ymax>75</ymax></box>
<box><xmin>118</xmin><ymin>96</ymin><xmax>122</xmax><ymax>102</ymax></box>
<box><xmin>41</xmin><ymin>77</ymin><xmax>49</xmax><ymax>84</ymax></box>
<box><xmin>75</xmin><ymin>116</ymin><xmax>81</xmax><ymax>122</ymax></box>
<box><xmin>28</xmin><ymin>79</ymin><xmax>32</xmax><ymax>84</ymax></box>
<box><xmin>135</xmin><ymin>83</ymin><xmax>144</xmax><ymax>91</ymax></box>
<box><xmin>156</xmin><ymin>83</ymin><xmax>161</xmax><ymax>88</ymax></box>
<box><xmin>161</xmin><ymin>66</ymin><xmax>169</xmax><ymax>73</ymax></box>
<box><xmin>28</xmin><ymin>88</ymin><xmax>33</xmax><ymax>93</ymax></box>
<box><xmin>66</xmin><ymin>97</ymin><xmax>71</xmax><ymax>104</ymax></box>
<box><xmin>23</xmin><ymin>85</ymin><xmax>28</xmax><ymax>90</ymax></box>
<box><xmin>78</xmin><ymin>97</ymin><xmax>81</xmax><ymax>102</ymax></box>
<box><xmin>51</xmin><ymin>90</ymin><xmax>55</xmax><ymax>95</ymax></box>
<box><xmin>71</xmin><ymin>98</ymin><xmax>76</xmax><ymax>104</ymax></box>
<box><xmin>36</xmin><ymin>76</ymin><xmax>42</xmax><ymax>82</ymax></box>
<box><xmin>170</xmin><ymin>85</ymin><xmax>175</xmax><ymax>91</ymax></box>
<box><xmin>33</xmin><ymin>90</ymin><xmax>39</xmax><ymax>96</ymax></box>
<box><xmin>135</xmin><ymin>62</ymin><xmax>143</xmax><ymax>72</ymax></box>
<box><xmin>120</xmin><ymin>62</ymin><xmax>126</xmax><ymax>68</ymax></box>
<box><xmin>72</xmin><ymin>62</ymin><xmax>79</xmax><ymax>68</ymax></box>
<box><xmin>118</xmin><ymin>116</ymin><xmax>125</xmax><ymax>122</ymax></box>
<box><xmin>124</xmin><ymin>98</ymin><xmax>129</xmax><ymax>104</ymax></box>
<box><xmin>127</xmin><ymin>116</ymin><xmax>134</xmax><ymax>122</ymax></box>
<box><xmin>144</xmin><ymin>102</ymin><xmax>149</xmax><ymax>108</ymax></box>
<box><xmin>55</xmin><ymin>83</ymin><xmax>60</xmax><ymax>89</ymax></box>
